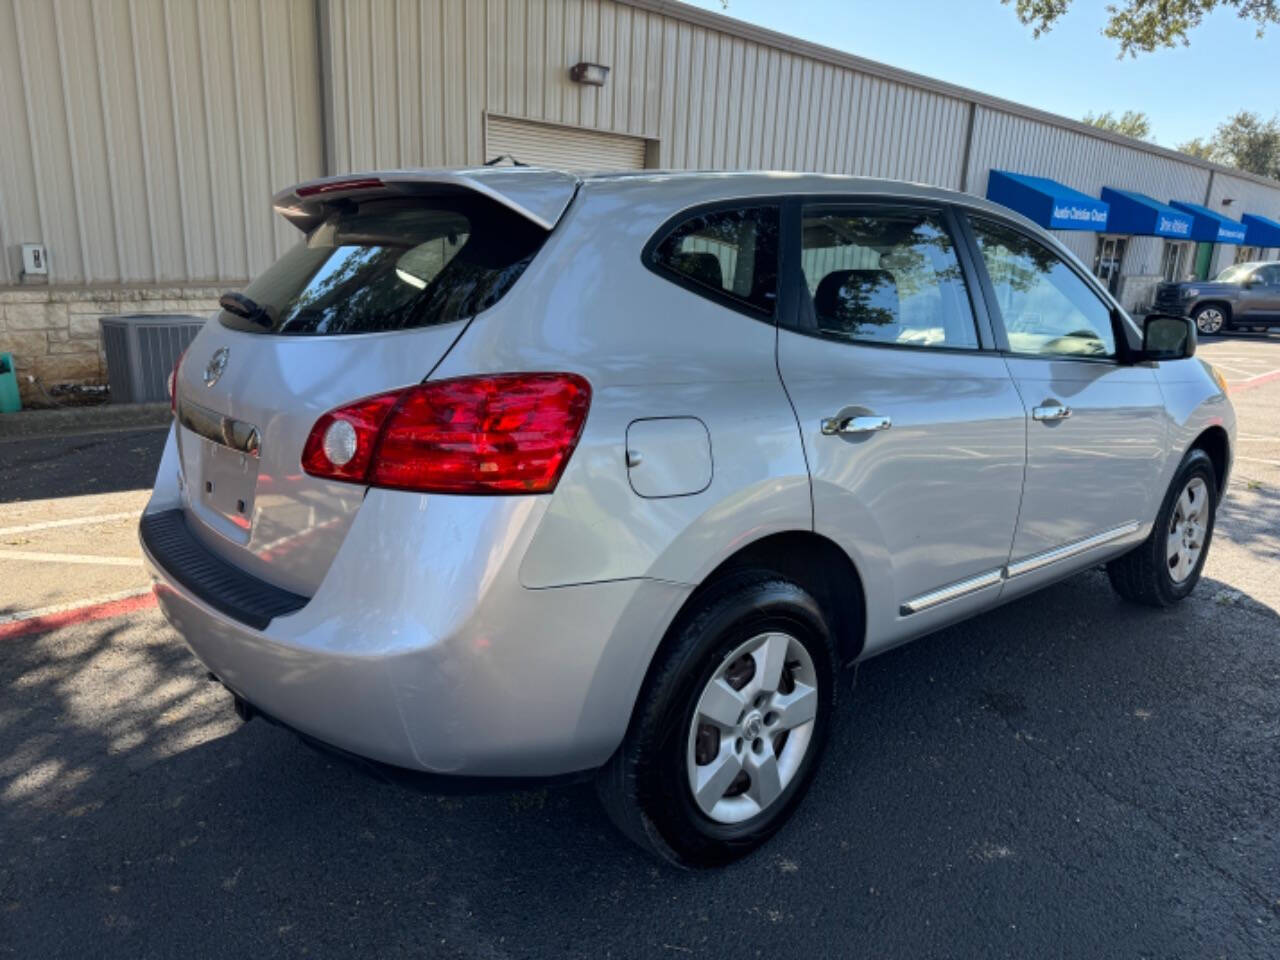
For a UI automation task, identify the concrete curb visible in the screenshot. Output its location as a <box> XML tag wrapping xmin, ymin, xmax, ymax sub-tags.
<box><xmin>0</xmin><ymin>402</ymin><xmax>171</xmax><ymax>441</ymax></box>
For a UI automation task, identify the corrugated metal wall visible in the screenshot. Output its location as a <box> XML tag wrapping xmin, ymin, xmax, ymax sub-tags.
<box><xmin>3</xmin><ymin>0</ymin><xmax>1279</xmax><ymax>290</ymax></box>
<box><xmin>320</xmin><ymin>0</ymin><xmax>972</xmax><ymax>187</ymax></box>
<box><xmin>0</xmin><ymin>0</ymin><xmax>324</xmax><ymax>286</ymax></box>
<box><xmin>965</xmin><ymin>106</ymin><xmax>1212</xmax><ymax>205</ymax></box>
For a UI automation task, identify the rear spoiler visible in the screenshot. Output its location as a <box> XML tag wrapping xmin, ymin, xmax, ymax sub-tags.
<box><xmin>272</xmin><ymin>168</ymin><xmax>581</xmax><ymax>234</ymax></box>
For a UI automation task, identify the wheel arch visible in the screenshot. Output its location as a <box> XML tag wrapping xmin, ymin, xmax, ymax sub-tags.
<box><xmin>665</xmin><ymin>530</ymin><xmax>868</xmax><ymax>668</ymax></box>
<box><xmin>1190</xmin><ymin>424</ymin><xmax>1231</xmax><ymax>497</ymax></box>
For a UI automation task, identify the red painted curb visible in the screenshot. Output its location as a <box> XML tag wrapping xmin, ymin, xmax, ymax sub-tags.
<box><xmin>1231</xmin><ymin>368</ymin><xmax>1280</xmax><ymax>393</ymax></box>
<box><xmin>0</xmin><ymin>591</ymin><xmax>158</xmax><ymax>641</ymax></box>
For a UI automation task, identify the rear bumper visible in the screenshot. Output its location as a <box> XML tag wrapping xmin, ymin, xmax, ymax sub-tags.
<box><xmin>142</xmin><ymin>439</ymin><xmax>692</xmax><ymax>776</ymax></box>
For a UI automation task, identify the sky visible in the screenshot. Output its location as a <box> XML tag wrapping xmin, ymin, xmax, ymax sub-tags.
<box><xmin>676</xmin><ymin>0</ymin><xmax>1278</xmax><ymax>149</ymax></box>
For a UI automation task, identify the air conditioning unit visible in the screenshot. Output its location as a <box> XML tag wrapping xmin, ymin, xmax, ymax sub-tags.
<box><xmin>100</xmin><ymin>314</ymin><xmax>207</xmax><ymax>404</ymax></box>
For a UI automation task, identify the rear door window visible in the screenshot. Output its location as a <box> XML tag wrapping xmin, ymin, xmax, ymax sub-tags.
<box><xmin>646</xmin><ymin>206</ymin><xmax>779</xmax><ymax>316</ymax></box>
<box><xmin>795</xmin><ymin>206</ymin><xmax>979</xmax><ymax>349</ymax></box>
<box><xmin>219</xmin><ymin>196</ymin><xmax>547</xmax><ymax>335</ymax></box>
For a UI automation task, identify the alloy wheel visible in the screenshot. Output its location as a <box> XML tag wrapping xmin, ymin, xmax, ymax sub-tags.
<box><xmin>1195</xmin><ymin>308</ymin><xmax>1224</xmax><ymax>335</ymax></box>
<box><xmin>686</xmin><ymin>632</ymin><xmax>818</xmax><ymax>824</ymax></box>
<box><xmin>1167</xmin><ymin>476</ymin><xmax>1209</xmax><ymax>583</ymax></box>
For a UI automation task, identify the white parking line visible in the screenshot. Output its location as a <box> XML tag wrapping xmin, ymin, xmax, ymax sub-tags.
<box><xmin>0</xmin><ymin>549</ymin><xmax>140</xmax><ymax>567</ymax></box>
<box><xmin>1209</xmin><ymin>362</ymin><xmax>1262</xmax><ymax>376</ymax></box>
<box><xmin>0</xmin><ymin>511</ymin><xmax>139</xmax><ymax>538</ymax></box>
<box><xmin>1236</xmin><ymin>455</ymin><xmax>1280</xmax><ymax>467</ymax></box>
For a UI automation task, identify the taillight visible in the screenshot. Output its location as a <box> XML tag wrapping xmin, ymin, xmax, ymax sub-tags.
<box><xmin>295</xmin><ymin>176</ymin><xmax>385</xmax><ymax>197</ymax></box>
<box><xmin>301</xmin><ymin>373</ymin><xmax>592</xmax><ymax>494</ymax></box>
<box><xmin>168</xmin><ymin>350</ymin><xmax>186</xmax><ymax>414</ymax></box>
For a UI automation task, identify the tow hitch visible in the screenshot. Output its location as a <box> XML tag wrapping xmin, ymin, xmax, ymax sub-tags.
<box><xmin>207</xmin><ymin>672</ymin><xmax>256</xmax><ymax>723</ymax></box>
<box><xmin>232</xmin><ymin>694</ymin><xmax>256</xmax><ymax>722</ymax></box>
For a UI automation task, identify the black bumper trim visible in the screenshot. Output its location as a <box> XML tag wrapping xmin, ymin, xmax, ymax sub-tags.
<box><xmin>140</xmin><ymin>509</ymin><xmax>308</xmax><ymax>630</ymax></box>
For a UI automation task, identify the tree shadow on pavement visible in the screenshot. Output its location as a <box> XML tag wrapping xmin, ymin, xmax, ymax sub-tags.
<box><xmin>1217</xmin><ymin>479</ymin><xmax>1280</xmax><ymax>556</ymax></box>
<box><xmin>2</xmin><ymin>569</ymin><xmax>1278</xmax><ymax>959</ymax></box>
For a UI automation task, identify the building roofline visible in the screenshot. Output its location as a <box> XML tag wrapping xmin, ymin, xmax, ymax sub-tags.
<box><xmin>620</xmin><ymin>0</ymin><xmax>1280</xmax><ymax>194</ymax></box>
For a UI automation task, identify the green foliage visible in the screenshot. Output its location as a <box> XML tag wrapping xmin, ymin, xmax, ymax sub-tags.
<box><xmin>1176</xmin><ymin>113</ymin><xmax>1280</xmax><ymax>177</ymax></box>
<box><xmin>1208</xmin><ymin>111</ymin><xmax>1280</xmax><ymax>178</ymax></box>
<box><xmin>1176</xmin><ymin>137</ymin><xmax>1217</xmax><ymax>160</ymax></box>
<box><xmin>1004</xmin><ymin>0</ymin><xmax>1280</xmax><ymax>55</ymax></box>
<box><xmin>1082</xmin><ymin>110</ymin><xmax>1153</xmax><ymax>140</ymax></box>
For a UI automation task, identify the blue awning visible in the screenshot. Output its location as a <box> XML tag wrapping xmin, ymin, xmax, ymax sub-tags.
<box><xmin>1100</xmin><ymin>188</ymin><xmax>1194</xmax><ymax>239</ymax></box>
<box><xmin>987</xmin><ymin>170</ymin><xmax>1109</xmax><ymax>231</ymax></box>
<box><xmin>1242</xmin><ymin>213</ymin><xmax>1280</xmax><ymax>247</ymax></box>
<box><xmin>1168</xmin><ymin>201</ymin><xmax>1248</xmax><ymax>244</ymax></box>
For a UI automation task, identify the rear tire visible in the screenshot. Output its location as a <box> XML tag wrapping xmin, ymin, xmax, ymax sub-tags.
<box><xmin>596</xmin><ymin>573</ymin><xmax>838</xmax><ymax>867</ymax></box>
<box><xmin>1107</xmin><ymin>448</ymin><xmax>1218</xmax><ymax>607</ymax></box>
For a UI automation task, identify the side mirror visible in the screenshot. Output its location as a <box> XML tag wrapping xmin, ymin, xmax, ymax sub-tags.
<box><xmin>1142</xmin><ymin>313</ymin><xmax>1196</xmax><ymax>361</ymax></box>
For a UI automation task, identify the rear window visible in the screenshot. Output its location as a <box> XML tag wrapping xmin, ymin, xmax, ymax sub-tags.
<box><xmin>646</xmin><ymin>205</ymin><xmax>779</xmax><ymax>316</ymax></box>
<box><xmin>219</xmin><ymin>195</ymin><xmax>547</xmax><ymax>335</ymax></box>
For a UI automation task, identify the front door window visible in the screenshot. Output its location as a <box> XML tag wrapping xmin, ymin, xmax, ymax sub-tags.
<box><xmin>973</xmin><ymin>219</ymin><xmax>1116</xmax><ymax>358</ymax></box>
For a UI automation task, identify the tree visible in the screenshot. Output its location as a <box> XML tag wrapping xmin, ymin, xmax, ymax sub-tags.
<box><xmin>1176</xmin><ymin>137</ymin><xmax>1217</xmax><ymax>160</ymax></box>
<box><xmin>1209</xmin><ymin>111</ymin><xmax>1280</xmax><ymax>178</ymax></box>
<box><xmin>1003</xmin><ymin>0</ymin><xmax>1280</xmax><ymax>55</ymax></box>
<box><xmin>1082</xmin><ymin>110</ymin><xmax>1153</xmax><ymax>139</ymax></box>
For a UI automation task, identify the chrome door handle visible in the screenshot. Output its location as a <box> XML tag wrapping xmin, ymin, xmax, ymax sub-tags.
<box><xmin>1032</xmin><ymin>402</ymin><xmax>1072</xmax><ymax>422</ymax></box>
<box><xmin>821</xmin><ymin>414</ymin><xmax>892</xmax><ymax>436</ymax></box>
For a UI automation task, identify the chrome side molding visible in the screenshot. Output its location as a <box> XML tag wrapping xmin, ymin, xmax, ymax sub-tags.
<box><xmin>900</xmin><ymin>521</ymin><xmax>1141</xmax><ymax>616</ymax></box>
<box><xmin>1004</xmin><ymin>521</ymin><xmax>1140</xmax><ymax>579</ymax></box>
<box><xmin>899</xmin><ymin>568</ymin><xmax>1003</xmax><ymax>616</ymax></box>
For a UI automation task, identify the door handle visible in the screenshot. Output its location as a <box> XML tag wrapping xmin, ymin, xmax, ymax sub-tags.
<box><xmin>821</xmin><ymin>414</ymin><xmax>892</xmax><ymax>436</ymax></box>
<box><xmin>1032</xmin><ymin>402</ymin><xmax>1072</xmax><ymax>422</ymax></box>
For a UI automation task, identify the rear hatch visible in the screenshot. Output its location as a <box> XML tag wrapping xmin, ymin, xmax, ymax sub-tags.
<box><xmin>172</xmin><ymin>169</ymin><xmax>577</xmax><ymax>596</ymax></box>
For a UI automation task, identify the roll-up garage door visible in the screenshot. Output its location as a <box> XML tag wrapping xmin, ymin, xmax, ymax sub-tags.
<box><xmin>485</xmin><ymin>115</ymin><xmax>647</xmax><ymax>172</ymax></box>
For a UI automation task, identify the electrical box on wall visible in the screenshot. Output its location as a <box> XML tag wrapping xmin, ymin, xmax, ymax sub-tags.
<box><xmin>20</xmin><ymin>243</ymin><xmax>48</xmax><ymax>280</ymax></box>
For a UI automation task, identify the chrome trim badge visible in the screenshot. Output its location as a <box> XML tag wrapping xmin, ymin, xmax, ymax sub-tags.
<box><xmin>204</xmin><ymin>347</ymin><xmax>229</xmax><ymax>387</ymax></box>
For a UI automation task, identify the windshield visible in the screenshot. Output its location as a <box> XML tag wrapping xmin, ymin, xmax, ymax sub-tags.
<box><xmin>219</xmin><ymin>195</ymin><xmax>547</xmax><ymax>335</ymax></box>
<box><xmin>1213</xmin><ymin>264</ymin><xmax>1252</xmax><ymax>283</ymax></box>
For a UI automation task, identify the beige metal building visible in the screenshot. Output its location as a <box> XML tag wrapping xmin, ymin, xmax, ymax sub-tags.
<box><xmin>2</xmin><ymin>0</ymin><xmax>1280</xmax><ymax>402</ymax></box>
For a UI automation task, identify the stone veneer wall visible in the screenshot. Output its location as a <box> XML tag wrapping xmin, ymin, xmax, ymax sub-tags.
<box><xmin>0</xmin><ymin>286</ymin><xmax>227</xmax><ymax>405</ymax></box>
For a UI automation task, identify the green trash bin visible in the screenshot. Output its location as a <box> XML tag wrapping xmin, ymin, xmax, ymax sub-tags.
<box><xmin>0</xmin><ymin>352</ymin><xmax>21</xmax><ymax>414</ymax></box>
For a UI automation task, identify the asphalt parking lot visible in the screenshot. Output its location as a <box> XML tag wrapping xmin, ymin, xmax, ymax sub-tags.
<box><xmin>2</xmin><ymin>334</ymin><xmax>1279</xmax><ymax>958</ymax></box>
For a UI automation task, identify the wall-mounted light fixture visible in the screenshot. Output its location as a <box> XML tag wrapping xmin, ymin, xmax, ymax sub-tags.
<box><xmin>570</xmin><ymin>62</ymin><xmax>610</xmax><ymax>86</ymax></box>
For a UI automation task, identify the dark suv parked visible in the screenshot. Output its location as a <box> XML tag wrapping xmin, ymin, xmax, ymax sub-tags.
<box><xmin>1154</xmin><ymin>261</ymin><xmax>1280</xmax><ymax>335</ymax></box>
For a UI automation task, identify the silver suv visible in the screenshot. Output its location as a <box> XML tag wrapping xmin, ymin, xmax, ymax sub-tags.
<box><xmin>142</xmin><ymin>169</ymin><xmax>1234</xmax><ymax>866</ymax></box>
<box><xmin>1154</xmin><ymin>260</ymin><xmax>1280</xmax><ymax>335</ymax></box>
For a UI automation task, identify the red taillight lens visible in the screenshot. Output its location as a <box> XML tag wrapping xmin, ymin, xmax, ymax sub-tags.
<box><xmin>300</xmin><ymin>392</ymin><xmax>401</xmax><ymax>482</ymax></box>
<box><xmin>295</xmin><ymin>177</ymin><xmax>385</xmax><ymax>197</ymax></box>
<box><xmin>301</xmin><ymin>373</ymin><xmax>592</xmax><ymax>494</ymax></box>
<box><xmin>168</xmin><ymin>350</ymin><xmax>186</xmax><ymax>414</ymax></box>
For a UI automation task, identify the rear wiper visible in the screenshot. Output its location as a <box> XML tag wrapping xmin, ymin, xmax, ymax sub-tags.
<box><xmin>219</xmin><ymin>292</ymin><xmax>272</xmax><ymax>328</ymax></box>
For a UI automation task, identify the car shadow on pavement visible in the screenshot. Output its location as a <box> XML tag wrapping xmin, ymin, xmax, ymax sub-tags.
<box><xmin>2</xmin><ymin>569</ymin><xmax>1278</xmax><ymax>958</ymax></box>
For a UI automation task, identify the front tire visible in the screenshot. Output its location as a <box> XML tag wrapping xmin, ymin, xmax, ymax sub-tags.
<box><xmin>596</xmin><ymin>574</ymin><xmax>838</xmax><ymax>867</ymax></box>
<box><xmin>1107</xmin><ymin>448</ymin><xmax>1218</xmax><ymax>607</ymax></box>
